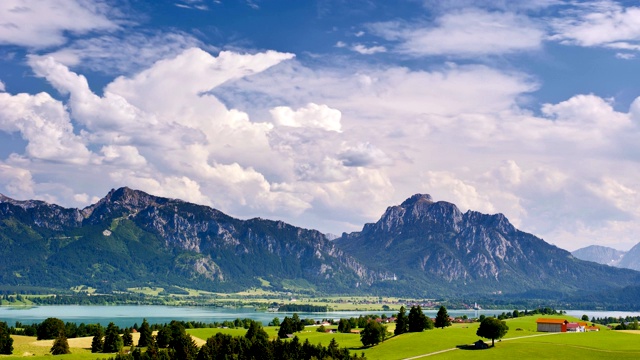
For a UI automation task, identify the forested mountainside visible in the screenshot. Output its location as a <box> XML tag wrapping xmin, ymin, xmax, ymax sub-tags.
<box><xmin>2</xmin><ymin>188</ymin><xmax>640</xmax><ymax>300</ymax></box>
<box><xmin>0</xmin><ymin>187</ymin><xmax>384</xmax><ymax>293</ymax></box>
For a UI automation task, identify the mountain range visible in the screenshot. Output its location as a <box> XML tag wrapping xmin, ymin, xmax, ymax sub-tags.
<box><xmin>572</xmin><ymin>244</ymin><xmax>640</xmax><ymax>271</ymax></box>
<box><xmin>1</xmin><ymin>187</ymin><xmax>639</xmax><ymax>301</ymax></box>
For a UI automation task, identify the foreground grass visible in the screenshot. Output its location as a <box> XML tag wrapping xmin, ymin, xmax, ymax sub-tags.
<box><xmin>5</xmin><ymin>315</ymin><xmax>640</xmax><ymax>359</ymax></box>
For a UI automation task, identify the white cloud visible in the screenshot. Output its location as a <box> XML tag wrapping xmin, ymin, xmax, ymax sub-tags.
<box><xmin>270</xmin><ymin>103</ymin><xmax>342</xmax><ymax>132</ymax></box>
<box><xmin>351</xmin><ymin>44</ymin><xmax>387</xmax><ymax>55</ymax></box>
<box><xmin>0</xmin><ymin>163</ymin><xmax>35</xmax><ymax>198</ymax></box>
<box><xmin>42</xmin><ymin>32</ymin><xmax>205</xmax><ymax>75</ymax></box>
<box><xmin>0</xmin><ymin>80</ymin><xmax>5</xmax><ymax>92</ymax></box>
<box><xmin>368</xmin><ymin>9</ymin><xmax>544</xmax><ymax>57</ymax></box>
<box><xmin>550</xmin><ymin>1</ymin><xmax>640</xmax><ymax>49</ymax></box>
<box><xmin>0</xmin><ymin>0</ymin><xmax>117</xmax><ymax>48</ymax></box>
<box><xmin>0</xmin><ymin>92</ymin><xmax>92</xmax><ymax>164</ymax></box>
<box><xmin>615</xmin><ymin>52</ymin><xmax>636</xmax><ymax>59</ymax></box>
<box><xmin>338</xmin><ymin>142</ymin><xmax>393</xmax><ymax>168</ymax></box>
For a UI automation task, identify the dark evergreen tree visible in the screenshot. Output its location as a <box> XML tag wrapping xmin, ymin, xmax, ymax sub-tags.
<box><xmin>291</xmin><ymin>313</ymin><xmax>305</xmax><ymax>332</ymax></box>
<box><xmin>278</xmin><ymin>317</ymin><xmax>295</xmax><ymax>339</ymax></box>
<box><xmin>91</xmin><ymin>328</ymin><xmax>104</xmax><ymax>353</ymax></box>
<box><xmin>123</xmin><ymin>328</ymin><xmax>133</xmax><ymax>347</ymax></box>
<box><xmin>408</xmin><ymin>306</ymin><xmax>431</xmax><ymax>332</ymax></box>
<box><xmin>245</xmin><ymin>321</ymin><xmax>269</xmax><ymax>345</ymax></box>
<box><xmin>138</xmin><ymin>319</ymin><xmax>153</xmax><ymax>347</ymax></box>
<box><xmin>476</xmin><ymin>317</ymin><xmax>509</xmax><ymax>347</ymax></box>
<box><xmin>394</xmin><ymin>306</ymin><xmax>408</xmax><ymax>335</ymax></box>
<box><xmin>435</xmin><ymin>306</ymin><xmax>452</xmax><ymax>329</ymax></box>
<box><xmin>103</xmin><ymin>322</ymin><xmax>123</xmax><ymax>353</ymax></box>
<box><xmin>50</xmin><ymin>331</ymin><xmax>71</xmax><ymax>355</ymax></box>
<box><xmin>0</xmin><ymin>321</ymin><xmax>13</xmax><ymax>355</ymax></box>
<box><xmin>37</xmin><ymin>317</ymin><xmax>66</xmax><ymax>340</ymax></box>
<box><xmin>156</xmin><ymin>325</ymin><xmax>172</xmax><ymax>348</ymax></box>
<box><xmin>360</xmin><ymin>320</ymin><xmax>387</xmax><ymax>347</ymax></box>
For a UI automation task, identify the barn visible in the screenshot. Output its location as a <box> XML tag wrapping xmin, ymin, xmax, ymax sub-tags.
<box><xmin>536</xmin><ymin>318</ymin><xmax>568</xmax><ymax>332</ymax></box>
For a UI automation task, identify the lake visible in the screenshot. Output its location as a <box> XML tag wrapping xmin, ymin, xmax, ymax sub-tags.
<box><xmin>1</xmin><ymin>305</ymin><xmax>638</xmax><ymax>327</ymax></box>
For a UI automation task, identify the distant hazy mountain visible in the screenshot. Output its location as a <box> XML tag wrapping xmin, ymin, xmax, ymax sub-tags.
<box><xmin>617</xmin><ymin>243</ymin><xmax>640</xmax><ymax>271</ymax></box>
<box><xmin>571</xmin><ymin>245</ymin><xmax>625</xmax><ymax>267</ymax></box>
<box><xmin>335</xmin><ymin>194</ymin><xmax>640</xmax><ymax>297</ymax></box>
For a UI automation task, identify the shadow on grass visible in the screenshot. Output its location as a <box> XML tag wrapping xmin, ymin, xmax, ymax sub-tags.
<box><xmin>457</xmin><ymin>342</ymin><xmax>492</xmax><ymax>350</ymax></box>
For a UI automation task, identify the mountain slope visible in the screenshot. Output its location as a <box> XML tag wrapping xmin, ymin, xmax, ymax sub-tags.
<box><xmin>571</xmin><ymin>245</ymin><xmax>625</xmax><ymax>267</ymax></box>
<box><xmin>335</xmin><ymin>194</ymin><xmax>640</xmax><ymax>297</ymax></box>
<box><xmin>0</xmin><ymin>187</ymin><xmax>376</xmax><ymax>293</ymax></box>
<box><xmin>617</xmin><ymin>243</ymin><xmax>640</xmax><ymax>271</ymax></box>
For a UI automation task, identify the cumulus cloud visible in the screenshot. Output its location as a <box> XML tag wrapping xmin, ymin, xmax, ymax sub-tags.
<box><xmin>0</xmin><ymin>92</ymin><xmax>92</xmax><ymax>164</ymax></box>
<box><xmin>0</xmin><ymin>80</ymin><xmax>5</xmax><ymax>92</ymax></box>
<box><xmin>270</xmin><ymin>103</ymin><xmax>342</xmax><ymax>132</ymax></box>
<box><xmin>0</xmin><ymin>163</ymin><xmax>35</xmax><ymax>198</ymax></box>
<box><xmin>338</xmin><ymin>142</ymin><xmax>393</xmax><ymax>168</ymax></box>
<box><xmin>0</xmin><ymin>0</ymin><xmax>117</xmax><ymax>48</ymax></box>
<box><xmin>368</xmin><ymin>9</ymin><xmax>544</xmax><ymax>57</ymax></box>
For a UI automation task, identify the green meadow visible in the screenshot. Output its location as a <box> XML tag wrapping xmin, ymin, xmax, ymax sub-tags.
<box><xmin>5</xmin><ymin>314</ymin><xmax>640</xmax><ymax>359</ymax></box>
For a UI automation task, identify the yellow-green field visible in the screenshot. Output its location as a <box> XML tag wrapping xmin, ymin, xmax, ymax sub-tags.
<box><xmin>4</xmin><ymin>315</ymin><xmax>640</xmax><ymax>359</ymax></box>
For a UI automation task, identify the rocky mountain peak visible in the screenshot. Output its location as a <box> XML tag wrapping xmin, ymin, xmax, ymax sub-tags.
<box><xmin>400</xmin><ymin>193</ymin><xmax>434</xmax><ymax>207</ymax></box>
<box><xmin>81</xmin><ymin>187</ymin><xmax>171</xmax><ymax>222</ymax></box>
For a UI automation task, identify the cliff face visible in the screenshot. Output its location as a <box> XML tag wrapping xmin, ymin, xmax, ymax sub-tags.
<box><xmin>0</xmin><ymin>187</ymin><xmax>377</xmax><ymax>292</ymax></box>
<box><xmin>336</xmin><ymin>194</ymin><xmax>640</xmax><ymax>296</ymax></box>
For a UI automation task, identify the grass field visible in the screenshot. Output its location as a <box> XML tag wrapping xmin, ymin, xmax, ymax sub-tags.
<box><xmin>5</xmin><ymin>314</ymin><xmax>640</xmax><ymax>359</ymax></box>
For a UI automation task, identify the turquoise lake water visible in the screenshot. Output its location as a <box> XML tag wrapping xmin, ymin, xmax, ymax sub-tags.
<box><xmin>0</xmin><ymin>305</ymin><xmax>637</xmax><ymax>327</ymax></box>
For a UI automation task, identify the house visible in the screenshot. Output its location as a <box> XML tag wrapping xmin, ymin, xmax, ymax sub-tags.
<box><xmin>586</xmin><ymin>326</ymin><xmax>600</xmax><ymax>332</ymax></box>
<box><xmin>566</xmin><ymin>323</ymin><xmax>585</xmax><ymax>332</ymax></box>
<box><xmin>536</xmin><ymin>318</ymin><xmax>569</xmax><ymax>332</ymax></box>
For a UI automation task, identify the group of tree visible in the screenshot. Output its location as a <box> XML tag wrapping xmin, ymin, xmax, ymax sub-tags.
<box><xmin>91</xmin><ymin>322</ymin><xmax>125</xmax><ymax>353</ymax></box>
<box><xmin>277</xmin><ymin>313</ymin><xmax>305</xmax><ymax>339</ymax></box>
<box><xmin>394</xmin><ymin>305</ymin><xmax>439</xmax><ymax>336</ymax></box>
<box><xmin>103</xmin><ymin>320</ymin><xmax>366</xmax><ymax>360</ymax></box>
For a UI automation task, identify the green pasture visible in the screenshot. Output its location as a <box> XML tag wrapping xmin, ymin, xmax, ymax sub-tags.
<box><xmin>5</xmin><ymin>314</ymin><xmax>639</xmax><ymax>359</ymax></box>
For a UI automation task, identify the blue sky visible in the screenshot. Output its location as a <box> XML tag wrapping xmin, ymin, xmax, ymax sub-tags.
<box><xmin>2</xmin><ymin>0</ymin><xmax>640</xmax><ymax>251</ymax></box>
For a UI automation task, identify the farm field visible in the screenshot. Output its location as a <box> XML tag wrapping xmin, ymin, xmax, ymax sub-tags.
<box><xmin>4</xmin><ymin>315</ymin><xmax>640</xmax><ymax>359</ymax></box>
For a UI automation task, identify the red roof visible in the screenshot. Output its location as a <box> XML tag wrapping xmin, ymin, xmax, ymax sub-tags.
<box><xmin>536</xmin><ymin>318</ymin><xmax>568</xmax><ymax>324</ymax></box>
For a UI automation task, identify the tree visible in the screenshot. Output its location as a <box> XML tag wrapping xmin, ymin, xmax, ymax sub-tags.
<box><xmin>122</xmin><ymin>328</ymin><xmax>133</xmax><ymax>347</ymax></box>
<box><xmin>435</xmin><ymin>306</ymin><xmax>452</xmax><ymax>329</ymax></box>
<box><xmin>292</xmin><ymin>313</ymin><xmax>305</xmax><ymax>332</ymax></box>
<box><xmin>360</xmin><ymin>320</ymin><xmax>387</xmax><ymax>347</ymax></box>
<box><xmin>138</xmin><ymin>318</ymin><xmax>153</xmax><ymax>347</ymax></box>
<box><xmin>581</xmin><ymin>314</ymin><xmax>589</xmax><ymax>321</ymax></box>
<box><xmin>245</xmin><ymin>321</ymin><xmax>269</xmax><ymax>345</ymax></box>
<box><xmin>337</xmin><ymin>318</ymin><xmax>352</xmax><ymax>333</ymax></box>
<box><xmin>476</xmin><ymin>317</ymin><xmax>509</xmax><ymax>347</ymax></box>
<box><xmin>394</xmin><ymin>306</ymin><xmax>408</xmax><ymax>335</ymax></box>
<box><xmin>50</xmin><ymin>331</ymin><xmax>70</xmax><ymax>355</ymax></box>
<box><xmin>0</xmin><ymin>321</ymin><xmax>13</xmax><ymax>355</ymax></box>
<box><xmin>103</xmin><ymin>322</ymin><xmax>123</xmax><ymax>353</ymax></box>
<box><xmin>278</xmin><ymin>317</ymin><xmax>295</xmax><ymax>339</ymax></box>
<box><xmin>91</xmin><ymin>327</ymin><xmax>104</xmax><ymax>353</ymax></box>
<box><xmin>269</xmin><ymin>317</ymin><xmax>280</xmax><ymax>326</ymax></box>
<box><xmin>156</xmin><ymin>325</ymin><xmax>172</xmax><ymax>348</ymax></box>
<box><xmin>408</xmin><ymin>306</ymin><xmax>432</xmax><ymax>332</ymax></box>
<box><xmin>37</xmin><ymin>317</ymin><xmax>66</xmax><ymax>340</ymax></box>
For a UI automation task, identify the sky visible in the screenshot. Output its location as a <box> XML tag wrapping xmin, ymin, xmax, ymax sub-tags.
<box><xmin>1</xmin><ymin>0</ymin><xmax>640</xmax><ymax>251</ymax></box>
